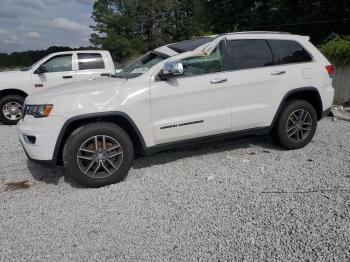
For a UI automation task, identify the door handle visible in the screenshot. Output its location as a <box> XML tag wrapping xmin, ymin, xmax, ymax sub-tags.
<box><xmin>62</xmin><ymin>75</ymin><xmax>73</xmax><ymax>79</ymax></box>
<box><xmin>271</xmin><ymin>70</ymin><xmax>286</xmax><ymax>76</ymax></box>
<box><xmin>210</xmin><ymin>77</ymin><xmax>228</xmax><ymax>84</ymax></box>
<box><xmin>101</xmin><ymin>73</ymin><xmax>111</xmax><ymax>77</ymax></box>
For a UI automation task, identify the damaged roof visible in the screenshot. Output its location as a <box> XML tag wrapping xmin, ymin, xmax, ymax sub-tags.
<box><xmin>167</xmin><ymin>37</ymin><xmax>214</xmax><ymax>53</ymax></box>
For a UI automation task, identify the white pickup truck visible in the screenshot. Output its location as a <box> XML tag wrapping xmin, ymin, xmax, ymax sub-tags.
<box><xmin>0</xmin><ymin>50</ymin><xmax>117</xmax><ymax>125</ymax></box>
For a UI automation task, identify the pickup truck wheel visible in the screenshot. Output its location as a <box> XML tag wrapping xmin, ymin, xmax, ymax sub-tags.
<box><xmin>63</xmin><ymin>123</ymin><xmax>134</xmax><ymax>188</ymax></box>
<box><xmin>271</xmin><ymin>99</ymin><xmax>317</xmax><ymax>150</ymax></box>
<box><xmin>0</xmin><ymin>95</ymin><xmax>25</xmax><ymax>125</ymax></box>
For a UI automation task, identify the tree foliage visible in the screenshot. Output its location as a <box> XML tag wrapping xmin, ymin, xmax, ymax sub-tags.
<box><xmin>320</xmin><ymin>35</ymin><xmax>350</xmax><ymax>66</ymax></box>
<box><xmin>90</xmin><ymin>0</ymin><xmax>204</xmax><ymax>61</ymax></box>
<box><xmin>2</xmin><ymin>0</ymin><xmax>350</xmax><ymax>68</ymax></box>
<box><xmin>203</xmin><ymin>0</ymin><xmax>350</xmax><ymax>42</ymax></box>
<box><xmin>91</xmin><ymin>0</ymin><xmax>350</xmax><ymax>62</ymax></box>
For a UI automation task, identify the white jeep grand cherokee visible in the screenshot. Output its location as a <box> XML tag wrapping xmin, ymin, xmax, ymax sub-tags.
<box><xmin>18</xmin><ymin>32</ymin><xmax>334</xmax><ymax>188</ymax></box>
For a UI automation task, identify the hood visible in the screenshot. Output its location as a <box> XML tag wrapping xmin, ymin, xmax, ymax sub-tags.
<box><xmin>0</xmin><ymin>70</ymin><xmax>30</xmax><ymax>91</ymax></box>
<box><xmin>0</xmin><ymin>70</ymin><xmax>26</xmax><ymax>79</ymax></box>
<box><xmin>0</xmin><ymin>69</ymin><xmax>22</xmax><ymax>75</ymax></box>
<box><xmin>26</xmin><ymin>77</ymin><xmax>127</xmax><ymax>104</ymax></box>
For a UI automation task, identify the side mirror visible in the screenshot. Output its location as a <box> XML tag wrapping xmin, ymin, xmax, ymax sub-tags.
<box><xmin>159</xmin><ymin>61</ymin><xmax>184</xmax><ymax>80</ymax></box>
<box><xmin>34</xmin><ymin>65</ymin><xmax>47</xmax><ymax>74</ymax></box>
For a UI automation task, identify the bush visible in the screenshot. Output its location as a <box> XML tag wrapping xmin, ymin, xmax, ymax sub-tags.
<box><xmin>320</xmin><ymin>35</ymin><xmax>350</xmax><ymax>66</ymax></box>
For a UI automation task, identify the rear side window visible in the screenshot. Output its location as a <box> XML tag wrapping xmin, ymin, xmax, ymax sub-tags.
<box><xmin>268</xmin><ymin>40</ymin><xmax>313</xmax><ymax>65</ymax></box>
<box><xmin>226</xmin><ymin>40</ymin><xmax>273</xmax><ymax>70</ymax></box>
<box><xmin>78</xmin><ymin>53</ymin><xmax>105</xmax><ymax>70</ymax></box>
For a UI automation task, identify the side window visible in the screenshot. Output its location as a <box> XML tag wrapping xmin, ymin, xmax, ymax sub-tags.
<box><xmin>226</xmin><ymin>40</ymin><xmax>273</xmax><ymax>70</ymax></box>
<box><xmin>42</xmin><ymin>55</ymin><xmax>72</xmax><ymax>73</ymax></box>
<box><xmin>268</xmin><ymin>40</ymin><xmax>313</xmax><ymax>65</ymax></box>
<box><xmin>181</xmin><ymin>48</ymin><xmax>224</xmax><ymax>77</ymax></box>
<box><xmin>78</xmin><ymin>53</ymin><xmax>105</xmax><ymax>70</ymax></box>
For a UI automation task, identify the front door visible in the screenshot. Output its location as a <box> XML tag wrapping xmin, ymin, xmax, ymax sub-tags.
<box><xmin>150</xmin><ymin>48</ymin><xmax>232</xmax><ymax>145</ymax></box>
<box><xmin>31</xmin><ymin>54</ymin><xmax>76</xmax><ymax>92</ymax></box>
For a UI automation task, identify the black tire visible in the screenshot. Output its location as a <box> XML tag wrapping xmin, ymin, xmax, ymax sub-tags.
<box><xmin>271</xmin><ymin>99</ymin><xmax>318</xmax><ymax>150</ymax></box>
<box><xmin>0</xmin><ymin>95</ymin><xmax>25</xmax><ymax>125</ymax></box>
<box><xmin>63</xmin><ymin>122</ymin><xmax>134</xmax><ymax>188</ymax></box>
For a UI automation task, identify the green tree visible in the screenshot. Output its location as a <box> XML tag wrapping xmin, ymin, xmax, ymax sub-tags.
<box><xmin>201</xmin><ymin>0</ymin><xmax>350</xmax><ymax>43</ymax></box>
<box><xmin>90</xmin><ymin>0</ymin><xmax>203</xmax><ymax>62</ymax></box>
<box><xmin>320</xmin><ymin>34</ymin><xmax>350</xmax><ymax>66</ymax></box>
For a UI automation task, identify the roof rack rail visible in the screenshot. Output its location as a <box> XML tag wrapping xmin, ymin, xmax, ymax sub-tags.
<box><xmin>224</xmin><ymin>31</ymin><xmax>292</xmax><ymax>35</ymax></box>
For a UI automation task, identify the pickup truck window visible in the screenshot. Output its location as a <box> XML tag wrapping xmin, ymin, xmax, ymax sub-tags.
<box><xmin>78</xmin><ymin>53</ymin><xmax>105</xmax><ymax>70</ymax></box>
<box><xmin>116</xmin><ymin>52</ymin><xmax>168</xmax><ymax>79</ymax></box>
<box><xmin>42</xmin><ymin>55</ymin><xmax>72</xmax><ymax>73</ymax></box>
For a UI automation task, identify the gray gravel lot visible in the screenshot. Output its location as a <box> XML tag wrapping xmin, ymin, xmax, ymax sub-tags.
<box><xmin>0</xmin><ymin>118</ymin><xmax>350</xmax><ymax>261</ymax></box>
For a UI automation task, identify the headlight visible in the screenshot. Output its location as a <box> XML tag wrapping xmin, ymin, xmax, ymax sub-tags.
<box><xmin>25</xmin><ymin>105</ymin><xmax>53</xmax><ymax>118</ymax></box>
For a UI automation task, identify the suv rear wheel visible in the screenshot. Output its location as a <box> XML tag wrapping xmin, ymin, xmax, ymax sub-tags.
<box><xmin>0</xmin><ymin>95</ymin><xmax>25</xmax><ymax>125</ymax></box>
<box><xmin>63</xmin><ymin>123</ymin><xmax>134</xmax><ymax>188</ymax></box>
<box><xmin>272</xmin><ymin>99</ymin><xmax>318</xmax><ymax>150</ymax></box>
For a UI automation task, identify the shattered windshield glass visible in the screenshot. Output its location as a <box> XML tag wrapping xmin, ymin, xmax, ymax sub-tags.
<box><xmin>115</xmin><ymin>37</ymin><xmax>215</xmax><ymax>79</ymax></box>
<box><xmin>116</xmin><ymin>52</ymin><xmax>169</xmax><ymax>79</ymax></box>
<box><xmin>168</xmin><ymin>38</ymin><xmax>214</xmax><ymax>53</ymax></box>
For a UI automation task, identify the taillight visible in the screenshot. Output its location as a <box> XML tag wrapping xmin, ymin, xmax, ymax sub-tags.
<box><xmin>325</xmin><ymin>65</ymin><xmax>334</xmax><ymax>78</ymax></box>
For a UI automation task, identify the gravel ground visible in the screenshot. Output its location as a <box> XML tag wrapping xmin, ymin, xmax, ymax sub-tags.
<box><xmin>0</xmin><ymin>118</ymin><xmax>350</xmax><ymax>261</ymax></box>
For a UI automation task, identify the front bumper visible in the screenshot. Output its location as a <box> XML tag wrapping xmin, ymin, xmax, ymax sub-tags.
<box><xmin>17</xmin><ymin>115</ymin><xmax>66</xmax><ymax>164</ymax></box>
<box><xmin>19</xmin><ymin>138</ymin><xmax>56</xmax><ymax>167</ymax></box>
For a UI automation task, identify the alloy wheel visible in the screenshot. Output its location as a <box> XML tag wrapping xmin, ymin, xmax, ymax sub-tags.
<box><xmin>286</xmin><ymin>109</ymin><xmax>313</xmax><ymax>142</ymax></box>
<box><xmin>77</xmin><ymin>135</ymin><xmax>124</xmax><ymax>178</ymax></box>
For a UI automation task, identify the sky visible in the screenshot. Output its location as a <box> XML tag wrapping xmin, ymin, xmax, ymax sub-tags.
<box><xmin>0</xmin><ymin>0</ymin><xmax>95</xmax><ymax>53</ymax></box>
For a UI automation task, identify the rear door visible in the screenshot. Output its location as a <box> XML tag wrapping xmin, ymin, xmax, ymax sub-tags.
<box><xmin>267</xmin><ymin>39</ymin><xmax>315</xmax><ymax>89</ymax></box>
<box><xmin>31</xmin><ymin>54</ymin><xmax>76</xmax><ymax>92</ymax></box>
<box><xmin>75</xmin><ymin>53</ymin><xmax>109</xmax><ymax>81</ymax></box>
<box><xmin>224</xmin><ymin>39</ymin><xmax>289</xmax><ymax>131</ymax></box>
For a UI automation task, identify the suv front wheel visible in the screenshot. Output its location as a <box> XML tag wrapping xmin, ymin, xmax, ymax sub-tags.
<box><xmin>272</xmin><ymin>99</ymin><xmax>318</xmax><ymax>150</ymax></box>
<box><xmin>63</xmin><ymin>123</ymin><xmax>134</xmax><ymax>188</ymax></box>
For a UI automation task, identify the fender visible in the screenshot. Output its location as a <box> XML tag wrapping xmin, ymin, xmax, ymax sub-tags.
<box><xmin>271</xmin><ymin>86</ymin><xmax>323</xmax><ymax>127</ymax></box>
<box><xmin>0</xmin><ymin>89</ymin><xmax>28</xmax><ymax>99</ymax></box>
<box><xmin>52</xmin><ymin>111</ymin><xmax>147</xmax><ymax>165</ymax></box>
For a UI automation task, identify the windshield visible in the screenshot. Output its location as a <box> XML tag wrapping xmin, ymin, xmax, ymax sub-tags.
<box><xmin>20</xmin><ymin>57</ymin><xmax>47</xmax><ymax>71</ymax></box>
<box><xmin>116</xmin><ymin>52</ymin><xmax>169</xmax><ymax>79</ymax></box>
